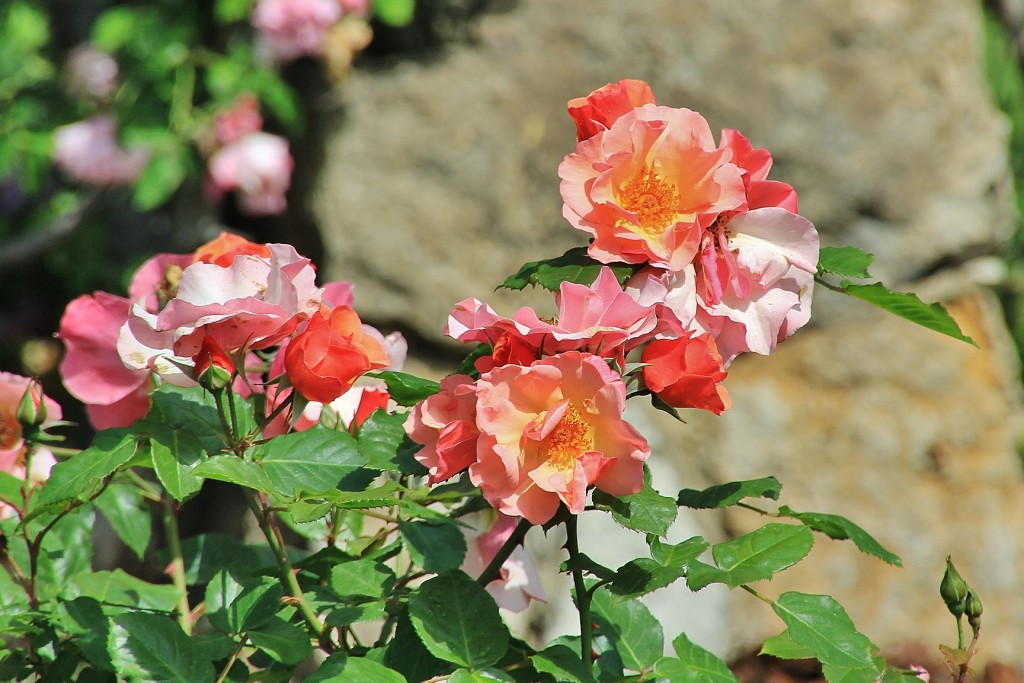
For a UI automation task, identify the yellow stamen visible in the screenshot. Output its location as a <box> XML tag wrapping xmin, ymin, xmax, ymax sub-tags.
<box><xmin>618</xmin><ymin>167</ymin><xmax>679</xmax><ymax>235</ymax></box>
<box><xmin>539</xmin><ymin>403</ymin><xmax>594</xmax><ymax>471</ymax></box>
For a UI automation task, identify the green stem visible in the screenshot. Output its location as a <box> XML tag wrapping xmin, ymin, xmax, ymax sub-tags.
<box><xmin>476</xmin><ymin>518</ymin><xmax>532</xmax><ymax>587</ymax></box>
<box><xmin>212</xmin><ymin>390</ymin><xmax>236</xmax><ymax>447</ymax></box>
<box><xmin>162</xmin><ymin>496</ymin><xmax>193</xmax><ymax>634</ymax></box>
<box><xmin>740</xmin><ymin>584</ymin><xmax>775</xmax><ymax>606</ymax></box>
<box><xmin>214</xmin><ymin>637</ymin><xmax>247</xmax><ymax>683</ymax></box>
<box><xmin>243</xmin><ymin>490</ymin><xmax>326</xmax><ymax>644</ymax></box>
<box><xmin>565</xmin><ymin>515</ymin><xmax>592</xmax><ymax>665</ymax></box>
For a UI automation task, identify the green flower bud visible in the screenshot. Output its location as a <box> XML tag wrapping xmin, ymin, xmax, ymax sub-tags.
<box><xmin>15</xmin><ymin>380</ymin><xmax>47</xmax><ymax>429</ymax></box>
<box><xmin>940</xmin><ymin>556</ymin><xmax>969</xmax><ymax>617</ymax></box>
<box><xmin>966</xmin><ymin>590</ymin><xmax>983</xmax><ymax>633</ymax></box>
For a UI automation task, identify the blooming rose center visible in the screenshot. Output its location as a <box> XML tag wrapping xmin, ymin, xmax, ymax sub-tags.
<box><xmin>618</xmin><ymin>167</ymin><xmax>679</xmax><ymax>235</ymax></box>
<box><xmin>538</xmin><ymin>402</ymin><xmax>594</xmax><ymax>471</ymax></box>
<box><xmin>0</xmin><ymin>410</ymin><xmax>22</xmax><ymax>450</ymax></box>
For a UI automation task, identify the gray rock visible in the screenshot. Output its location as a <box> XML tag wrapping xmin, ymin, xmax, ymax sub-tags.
<box><xmin>312</xmin><ymin>0</ymin><xmax>1024</xmax><ymax>667</ymax></box>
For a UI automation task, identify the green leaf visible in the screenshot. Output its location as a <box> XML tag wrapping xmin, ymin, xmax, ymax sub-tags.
<box><xmin>648</xmin><ymin>536</ymin><xmax>709</xmax><ymax>568</ymax></box>
<box><xmin>817</xmin><ymin>246</ymin><xmax>874</xmax><ymax>279</ymax></box>
<box><xmin>0</xmin><ymin>472</ymin><xmax>23</xmax><ymax>510</ymax></box>
<box><xmin>91</xmin><ymin>7</ymin><xmax>136</xmax><ymax>52</ymax></box>
<box><xmin>384</xmin><ymin>612</ymin><xmax>446</xmax><ymax>682</ymax></box>
<box><xmin>400</xmin><ymin>520</ymin><xmax>467</xmax><ymax>573</ymax></box>
<box><xmin>247</xmin><ymin>616</ymin><xmax>314</xmax><ymax>665</ymax></box>
<box><xmin>66</xmin><ymin>569</ymin><xmax>182</xmax><ymax>613</ymax></box>
<box><xmin>359</xmin><ymin>410</ymin><xmax>422</xmax><ymax>473</ymax></box>
<box><xmin>371</xmin><ymin>371</ymin><xmax>440</xmax><ymax>406</ymax></box>
<box><xmin>372</xmin><ymin>0</ymin><xmax>416</xmax><ymax>26</ymax></box>
<box><xmin>448</xmin><ymin>669</ymin><xmax>517</xmax><ymax>682</ymax></box>
<box><xmin>408</xmin><ymin>571</ymin><xmax>510</xmax><ymax>669</ymax></box>
<box><xmin>325</xmin><ymin>601</ymin><xmax>387</xmax><ymax>626</ymax></box>
<box><xmin>180</xmin><ymin>534</ymin><xmax>263</xmax><ymax>585</ymax></box>
<box><xmin>531</xmin><ymin>644</ymin><xmax>596</xmax><ymax>683</ymax></box>
<box><xmin>149</xmin><ymin>430</ymin><xmax>206</xmax><ymax>502</ymax></box>
<box><xmin>108</xmin><ymin>613</ymin><xmax>215</xmax><ymax>683</ymax></box>
<box><xmin>190</xmin><ymin>455</ymin><xmax>275</xmax><ymax>493</ymax></box>
<box><xmin>686</xmin><ymin>524</ymin><xmax>814</xmax><ymax>590</ymax></box>
<box><xmin>133</xmin><ymin>149</ymin><xmax>188</xmax><ymax>211</ymax></box>
<box><xmin>255</xmin><ymin>427</ymin><xmax>367</xmax><ymax>498</ymax></box>
<box><xmin>830</xmin><ymin>282</ymin><xmax>976</xmax><ymax>346</ymax></box>
<box><xmin>205</xmin><ymin>571</ymin><xmax>283</xmax><ymax>634</ymax></box>
<box><xmin>33</xmin><ymin>430</ymin><xmax>137</xmax><ymax>510</ymax></box>
<box><xmin>54</xmin><ymin>597</ymin><xmax>114</xmax><ymax>671</ymax></box>
<box><xmin>760</xmin><ymin>630</ymin><xmax>816</xmax><ymax>660</ymax></box>
<box><xmin>771</xmin><ymin>592</ymin><xmax>885</xmax><ymax>680</ymax></box>
<box><xmin>214</xmin><ymin>0</ymin><xmax>255</xmax><ymax>23</ymax></box>
<box><xmin>94</xmin><ymin>484</ymin><xmax>152</xmax><ymax>561</ymax></box>
<box><xmin>590</xmin><ymin>591</ymin><xmax>663</xmax><ymax>672</ymax></box>
<box><xmin>592</xmin><ymin>483</ymin><xmax>677</xmax><ymax>536</ymax></box>
<box><xmin>499</xmin><ymin>247</ymin><xmax>635</xmax><ymax>292</ymax></box>
<box><xmin>657</xmin><ymin>632</ymin><xmax>738</xmax><ymax>682</ymax></box>
<box><xmin>779</xmin><ymin>507</ymin><xmax>902</xmax><ymax>567</ymax></box>
<box><xmin>330</xmin><ymin>559</ymin><xmax>396</xmax><ymax>599</ymax></box>
<box><xmin>609</xmin><ymin>559</ymin><xmax>686</xmax><ymax>597</ymax></box>
<box><xmin>677</xmin><ymin>477</ymin><xmax>782</xmax><ymax>509</ymax></box>
<box><xmin>307</xmin><ymin>653</ymin><xmax>407</xmax><ymax>683</ymax></box>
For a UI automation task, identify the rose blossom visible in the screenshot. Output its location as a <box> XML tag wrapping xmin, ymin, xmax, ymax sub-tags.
<box><xmin>469</xmin><ymin>352</ymin><xmax>650</xmax><ymax>525</ymax></box>
<box><xmin>559</xmin><ymin>105</ymin><xmax>745</xmax><ymax>271</ymax></box>
<box><xmin>65</xmin><ymin>44</ymin><xmax>119</xmax><ymax>100</ymax></box>
<box><xmin>461</xmin><ymin>512</ymin><xmax>546</xmax><ymax>612</ymax></box>
<box><xmin>284</xmin><ymin>306</ymin><xmax>390</xmax><ymax>404</ymax></box>
<box><xmin>641</xmin><ymin>335</ymin><xmax>730</xmax><ymax>414</ymax></box>
<box><xmin>52</xmin><ymin>116</ymin><xmax>149</xmax><ymax>187</ymax></box>
<box><xmin>567</xmin><ymin>79</ymin><xmax>655</xmax><ymax>142</ymax></box>
<box><xmin>59</xmin><ymin>292</ymin><xmax>153</xmax><ymax>429</ymax></box>
<box><xmin>252</xmin><ymin>0</ymin><xmax>341</xmax><ymax>61</ymax></box>
<box><xmin>405</xmin><ymin>374</ymin><xmax>479</xmax><ymax>484</ymax></box>
<box><xmin>119</xmin><ymin>242</ymin><xmax>322</xmax><ymax>383</ymax></box>
<box><xmin>208</xmin><ymin>132</ymin><xmax>293</xmax><ymax>215</ymax></box>
<box><xmin>214</xmin><ymin>95</ymin><xmax>264</xmax><ymax>145</ymax></box>
<box><xmin>0</xmin><ymin>374</ymin><xmax>60</xmax><ymax>518</ymax></box>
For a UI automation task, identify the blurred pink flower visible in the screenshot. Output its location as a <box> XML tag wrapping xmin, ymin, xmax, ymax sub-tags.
<box><xmin>470</xmin><ymin>352</ymin><xmax>649</xmax><ymax>525</ymax></box>
<box><xmin>65</xmin><ymin>45</ymin><xmax>119</xmax><ymax>100</ymax></box>
<box><xmin>58</xmin><ymin>293</ymin><xmax>152</xmax><ymax>429</ymax></box>
<box><xmin>559</xmin><ymin>106</ymin><xmax>745</xmax><ymax>271</ymax></box>
<box><xmin>252</xmin><ymin>0</ymin><xmax>341</xmax><ymax>61</ymax></box>
<box><xmin>461</xmin><ymin>512</ymin><xmax>546</xmax><ymax>612</ymax></box>
<box><xmin>214</xmin><ymin>95</ymin><xmax>264</xmax><ymax>145</ymax></box>
<box><xmin>0</xmin><ymin>373</ymin><xmax>61</xmax><ymax>518</ymax></box>
<box><xmin>208</xmin><ymin>132</ymin><xmax>293</xmax><ymax>215</ymax></box>
<box><xmin>52</xmin><ymin>116</ymin><xmax>149</xmax><ymax>187</ymax></box>
<box><xmin>405</xmin><ymin>374</ymin><xmax>479</xmax><ymax>484</ymax></box>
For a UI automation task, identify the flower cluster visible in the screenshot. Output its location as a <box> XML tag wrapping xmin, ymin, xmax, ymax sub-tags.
<box><xmin>406</xmin><ymin>80</ymin><xmax>819</xmax><ymax>526</ymax></box>
<box><xmin>58</xmin><ymin>232</ymin><xmax>403</xmax><ymax>433</ymax></box>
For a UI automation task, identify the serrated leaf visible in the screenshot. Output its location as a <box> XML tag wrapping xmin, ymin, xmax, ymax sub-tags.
<box><xmin>772</xmin><ymin>592</ymin><xmax>884</xmax><ymax>678</ymax></box>
<box><xmin>779</xmin><ymin>507</ymin><xmax>902</xmax><ymax>566</ymax></box>
<box><xmin>371</xmin><ymin>371</ymin><xmax>440</xmax><ymax>406</ymax></box>
<box><xmin>34</xmin><ymin>430</ymin><xmax>137</xmax><ymax>509</ymax></box>
<box><xmin>499</xmin><ymin>247</ymin><xmax>635</xmax><ymax>292</ymax></box>
<box><xmin>330</xmin><ymin>559</ymin><xmax>396</xmax><ymax>599</ymax></box>
<box><xmin>676</xmin><ymin>477</ymin><xmax>782</xmax><ymax>509</ymax></box>
<box><xmin>649</xmin><ymin>536</ymin><xmax>709</xmax><ymax>568</ymax></box>
<box><xmin>400</xmin><ymin>520</ymin><xmax>467</xmax><ymax>573</ymax></box>
<box><xmin>325</xmin><ymin>601</ymin><xmax>387</xmax><ymax>626</ymax></box>
<box><xmin>149</xmin><ymin>431</ymin><xmax>205</xmax><ymax>502</ymax></box>
<box><xmin>831</xmin><ymin>282</ymin><xmax>976</xmax><ymax>346</ymax></box>
<box><xmin>760</xmin><ymin>630</ymin><xmax>816</xmax><ymax>659</ymax></box>
<box><xmin>191</xmin><ymin>456</ymin><xmax>275</xmax><ymax>492</ymax></box>
<box><xmin>656</xmin><ymin>632</ymin><xmax>738</xmax><ymax>682</ymax></box>
<box><xmin>255</xmin><ymin>427</ymin><xmax>367</xmax><ymax>498</ymax></box>
<box><xmin>590</xmin><ymin>591</ymin><xmax>663</xmax><ymax>672</ymax></box>
<box><xmin>817</xmin><ymin>246</ymin><xmax>874</xmax><ymax>279</ymax></box>
<box><xmin>66</xmin><ymin>569</ymin><xmax>182</xmax><ymax>613</ymax></box>
<box><xmin>108</xmin><ymin>613</ymin><xmax>215</xmax><ymax>683</ymax></box>
<box><xmin>180</xmin><ymin>534</ymin><xmax>263</xmax><ymax>585</ymax></box>
<box><xmin>205</xmin><ymin>571</ymin><xmax>282</xmax><ymax>634</ymax></box>
<box><xmin>609</xmin><ymin>559</ymin><xmax>686</xmax><ymax>597</ymax></box>
<box><xmin>408</xmin><ymin>571</ymin><xmax>509</xmax><ymax>669</ymax></box>
<box><xmin>359</xmin><ymin>410</ymin><xmax>423</xmax><ymax>473</ymax></box>
<box><xmin>384</xmin><ymin>612</ymin><xmax>446</xmax><ymax>682</ymax></box>
<box><xmin>94</xmin><ymin>484</ymin><xmax>152</xmax><ymax>561</ymax></box>
<box><xmin>686</xmin><ymin>524</ymin><xmax>814</xmax><ymax>590</ymax></box>
<box><xmin>592</xmin><ymin>483</ymin><xmax>677</xmax><ymax>536</ymax></box>
<box><xmin>531</xmin><ymin>644</ymin><xmax>596</xmax><ymax>683</ymax></box>
<box><xmin>54</xmin><ymin>598</ymin><xmax>113</xmax><ymax>671</ymax></box>
<box><xmin>307</xmin><ymin>653</ymin><xmax>407</xmax><ymax>683</ymax></box>
<box><xmin>247</xmin><ymin>616</ymin><xmax>313</xmax><ymax>665</ymax></box>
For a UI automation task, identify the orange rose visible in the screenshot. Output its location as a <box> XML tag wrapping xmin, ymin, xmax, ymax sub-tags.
<box><xmin>284</xmin><ymin>306</ymin><xmax>389</xmax><ymax>403</ymax></box>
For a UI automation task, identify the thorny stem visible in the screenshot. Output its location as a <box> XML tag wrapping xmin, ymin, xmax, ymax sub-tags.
<box><xmin>243</xmin><ymin>490</ymin><xmax>326</xmax><ymax>645</ymax></box>
<box><xmin>163</xmin><ymin>496</ymin><xmax>193</xmax><ymax>634</ymax></box>
<box><xmin>565</xmin><ymin>515</ymin><xmax>593</xmax><ymax>665</ymax></box>
<box><xmin>476</xmin><ymin>517</ymin><xmax>532</xmax><ymax>588</ymax></box>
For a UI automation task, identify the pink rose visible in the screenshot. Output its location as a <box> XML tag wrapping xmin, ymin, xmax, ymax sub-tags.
<box><xmin>214</xmin><ymin>95</ymin><xmax>264</xmax><ymax>145</ymax></box>
<box><xmin>52</xmin><ymin>116</ymin><xmax>149</xmax><ymax>187</ymax></box>
<box><xmin>406</xmin><ymin>374</ymin><xmax>480</xmax><ymax>484</ymax></box>
<box><xmin>567</xmin><ymin>79</ymin><xmax>656</xmax><ymax>142</ymax></box>
<box><xmin>469</xmin><ymin>352</ymin><xmax>649</xmax><ymax>525</ymax></box>
<box><xmin>559</xmin><ymin>106</ymin><xmax>746</xmax><ymax>271</ymax></box>
<box><xmin>252</xmin><ymin>0</ymin><xmax>341</xmax><ymax>61</ymax></box>
<box><xmin>461</xmin><ymin>512</ymin><xmax>546</xmax><ymax>612</ymax></box>
<box><xmin>208</xmin><ymin>132</ymin><xmax>293</xmax><ymax>215</ymax></box>
<box><xmin>65</xmin><ymin>45</ymin><xmax>119</xmax><ymax>100</ymax></box>
<box><xmin>58</xmin><ymin>293</ymin><xmax>152</xmax><ymax>429</ymax></box>
<box><xmin>0</xmin><ymin>373</ymin><xmax>61</xmax><ymax>518</ymax></box>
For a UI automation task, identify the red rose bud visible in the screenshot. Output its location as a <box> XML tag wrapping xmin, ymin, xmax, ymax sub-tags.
<box><xmin>16</xmin><ymin>380</ymin><xmax>47</xmax><ymax>428</ymax></box>
<box><xmin>351</xmin><ymin>387</ymin><xmax>390</xmax><ymax>432</ymax></box>
<box><xmin>193</xmin><ymin>335</ymin><xmax>235</xmax><ymax>392</ymax></box>
<box><xmin>640</xmin><ymin>335</ymin><xmax>731</xmax><ymax>415</ymax></box>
